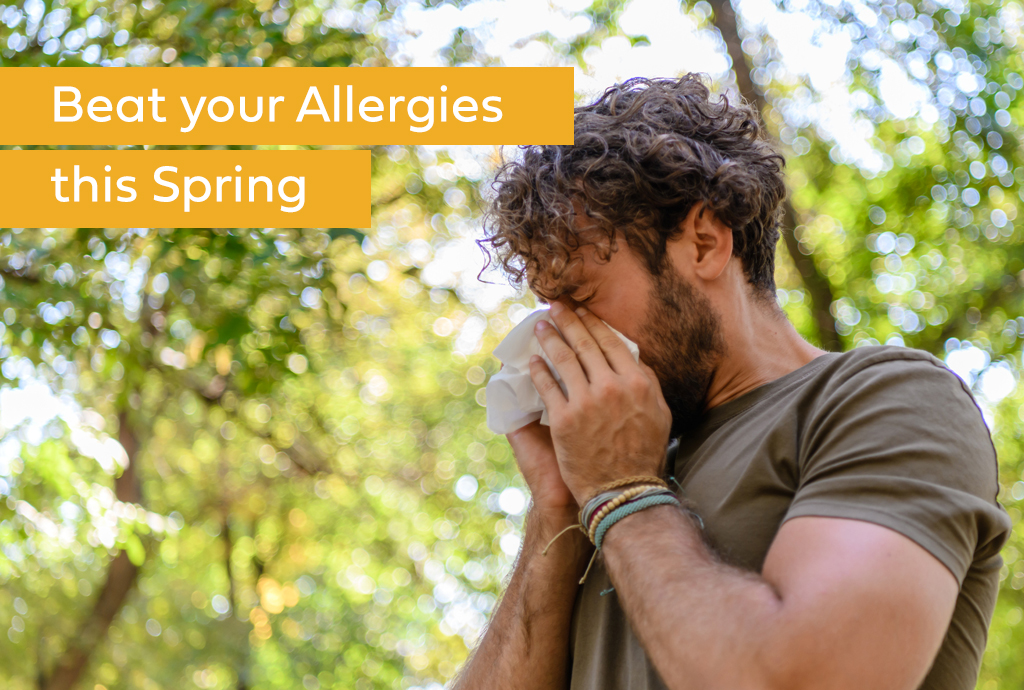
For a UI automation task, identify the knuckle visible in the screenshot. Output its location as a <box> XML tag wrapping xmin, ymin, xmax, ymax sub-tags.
<box><xmin>574</xmin><ymin>336</ymin><xmax>597</xmax><ymax>354</ymax></box>
<box><xmin>539</xmin><ymin>378</ymin><xmax>561</xmax><ymax>395</ymax></box>
<box><xmin>561</xmin><ymin>403</ymin><xmax>585</xmax><ymax>426</ymax></box>
<box><xmin>594</xmin><ymin>379</ymin><xmax>617</xmax><ymax>399</ymax></box>
<box><xmin>627</xmin><ymin>374</ymin><xmax>650</xmax><ymax>394</ymax></box>
<box><xmin>553</xmin><ymin>348</ymin><xmax>577</xmax><ymax>366</ymax></box>
<box><xmin>554</xmin><ymin>409</ymin><xmax>575</xmax><ymax>430</ymax></box>
<box><xmin>597</xmin><ymin>335</ymin><xmax>621</xmax><ymax>351</ymax></box>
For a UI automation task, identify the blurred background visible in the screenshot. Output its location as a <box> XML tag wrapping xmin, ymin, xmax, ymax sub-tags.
<box><xmin>0</xmin><ymin>0</ymin><xmax>1022</xmax><ymax>688</ymax></box>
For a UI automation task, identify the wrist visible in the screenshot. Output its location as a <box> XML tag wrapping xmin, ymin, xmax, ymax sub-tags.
<box><xmin>579</xmin><ymin>478</ymin><xmax>677</xmax><ymax>544</ymax></box>
<box><xmin>524</xmin><ymin>506</ymin><xmax>591</xmax><ymax>570</ymax></box>
<box><xmin>526</xmin><ymin>505</ymin><xmax>583</xmax><ymax>545</ymax></box>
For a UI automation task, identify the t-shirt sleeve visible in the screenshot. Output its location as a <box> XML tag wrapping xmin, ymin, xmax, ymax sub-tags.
<box><xmin>783</xmin><ymin>353</ymin><xmax>1011</xmax><ymax>584</ymax></box>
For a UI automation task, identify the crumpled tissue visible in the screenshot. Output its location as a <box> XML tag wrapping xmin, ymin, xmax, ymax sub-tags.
<box><xmin>485</xmin><ymin>308</ymin><xmax>641</xmax><ymax>434</ymax></box>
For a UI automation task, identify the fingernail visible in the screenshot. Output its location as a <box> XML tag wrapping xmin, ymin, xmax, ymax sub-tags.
<box><xmin>576</xmin><ymin>306</ymin><xmax>587</xmax><ymax>317</ymax></box>
<box><xmin>530</xmin><ymin>355</ymin><xmax>541</xmax><ymax>364</ymax></box>
<box><xmin>535</xmin><ymin>320</ymin><xmax>549</xmax><ymax>331</ymax></box>
<box><xmin>550</xmin><ymin>302</ymin><xmax>564</xmax><ymax>314</ymax></box>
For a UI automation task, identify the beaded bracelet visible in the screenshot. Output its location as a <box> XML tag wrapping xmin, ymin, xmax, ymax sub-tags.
<box><xmin>578</xmin><ymin>476</ymin><xmax>671</xmax><ymax>536</ymax></box>
<box><xmin>586</xmin><ymin>485</ymin><xmax>664</xmax><ymax>544</ymax></box>
<box><xmin>584</xmin><ymin>486</ymin><xmax>677</xmax><ymax>542</ymax></box>
<box><xmin>593</xmin><ymin>494</ymin><xmax>683</xmax><ymax>549</ymax></box>
<box><xmin>579</xmin><ymin>475</ymin><xmax>669</xmax><ymax>513</ymax></box>
<box><xmin>540</xmin><ymin>483</ymin><xmax>666</xmax><ymax>560</ymax></box>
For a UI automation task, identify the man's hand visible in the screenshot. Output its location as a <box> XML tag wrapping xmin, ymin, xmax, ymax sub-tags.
<box><xmin>527</xmin><ymin>301</ymin><xmax>672</xmax><ymax>504</ymax></box>
<box><xmin>507</xmin><ymin>421</ymin><xmax>577</xmax><ymax>520</ymax></box>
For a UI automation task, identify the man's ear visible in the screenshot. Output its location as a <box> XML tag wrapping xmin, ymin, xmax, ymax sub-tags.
<box><xmin>688</xmin><ymin>201</ymin><xmax>733</xmax><ymax>283</ymax></box>
<box><xmin>666</xmin><ymin>202</ymin><xmax>734</xmax><ymax>283</ymax></box>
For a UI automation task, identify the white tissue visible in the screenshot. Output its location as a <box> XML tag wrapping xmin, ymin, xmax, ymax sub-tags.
<box><xmin>485</xmin><ymin>308</ymin><xmax>641</xmax><ymax>434</ymax></box>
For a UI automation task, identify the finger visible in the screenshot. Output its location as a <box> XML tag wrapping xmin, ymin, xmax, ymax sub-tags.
<box><xmin>506</xmin><ymin>420</ymin><xmax>551</xmax><ymax>459</ymax></box>
<box><xmin>534</xmin><ymin>318</ymin><xmax>590</xmax><ymax>394</ymax></box>
<box><xmin>639</xmin><ymin>360</ymin><xmax>666</xmax><ymax>394</ymax></box>
<box><xmin>638</xmin><ymin>360</ymin><xmax>659</xmax><ymax>382</ymax></box>
<box><xmin>507</xmin><ymin>419</ymin><xmax>545</xmax><ymax>442</ymax></box>
<box><xmin>528</xmin><ymin>354</ymin><xmax>568</xmax><ymax>414</ymax></box>
<box><xmin>547</xmin><ymin>301</ymin><xmax>613</xmax><ymax>380</ymax></box>
<box><xmin>573</xmin><ymin>305</ymin><xmax>640</xmax><ymax>375</ymax></box>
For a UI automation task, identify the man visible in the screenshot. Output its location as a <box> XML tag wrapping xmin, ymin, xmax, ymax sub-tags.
<box><xmin>455</xmin><ymin>74</ymin><xmax>1011</xmax><ymax>690</ymax></box>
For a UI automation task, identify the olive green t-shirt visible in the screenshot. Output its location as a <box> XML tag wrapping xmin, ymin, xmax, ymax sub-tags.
<box><xmin>568</xmin><ymin>345</ymin><xmax>1012</xmax><ymax>690</ymax></box>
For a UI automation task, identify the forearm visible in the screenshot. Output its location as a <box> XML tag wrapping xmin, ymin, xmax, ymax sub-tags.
<box><xmin>453</xmin><ymin>507</ymin><xmax>591</xmax><ymax>690</ymax></box>
<box><xmin>601</xmin><ymin>504</ymin><xmax>787</xmax><ymax>690</ymax></box>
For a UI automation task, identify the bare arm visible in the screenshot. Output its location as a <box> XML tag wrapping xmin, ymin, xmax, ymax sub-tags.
<box><xmin>601</xmin><ymin>506</ymin><xmax>958</xmax><ymax>690</ymax></box>
<box><xmin>452</xmin><ymin>507</ymin><xmax>588</xmax><ymax>690</ymax></box>
<box><xmin>452</xmin><ymin>423</ymin><xmax>591</xmax><ymax>690</ymax></box>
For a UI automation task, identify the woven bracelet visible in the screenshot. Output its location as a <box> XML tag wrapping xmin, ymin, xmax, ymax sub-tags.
<box><xmin>586</xmin><ymin>485</ymin><xmax>666</xmax><ymax>544</ymax></box>
<box><xmin>586</xmin><ymin>487</ymin><xmax>677</xmax><ymax>542</ymax></box>
<box><xmin>593</xmin><ymin>494</ymin><xmax>683</xmax><ymax>550</ymax></box>
<box><xmin>578</xmin><ymin>490</ymin><xmax>625</xmax><ymax>529</ymax></box>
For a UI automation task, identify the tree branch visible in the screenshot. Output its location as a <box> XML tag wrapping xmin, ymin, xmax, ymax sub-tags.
<box><xmin>370</xmin><ymin>184</ymin><xmax>410</xmax><ymax>210</ymax></box>
<box><xmin>707</xmin><ymin>0</ymin><xmax>841</xmax><ymax>352</ymax></box>
<box><xmin>221</xmin><ymin>501</ymin><xmax>250</xmax><ymax>690</ymax></box>
<box><xmin>937</xmin><ymin>274</ymin><xmax>1021</xmax><ymax>347</ymax></box>
<box><xmin>183</xmin><ymin>372</ymin><xmax>333</xmax><ymax>476</ymax></box>
<box><xmin>0</xmin><ymin>265</ymin><xmax>42</xmax><ymax>285</ymax></box>
<box><xmin>40</xmin><ymin>411</ymin><xmax>142</xmax><ymax>690</ymax></box>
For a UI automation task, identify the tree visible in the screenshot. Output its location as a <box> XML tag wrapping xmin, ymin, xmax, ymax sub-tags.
<box><xmin>2</xmin><ymin>2</ymin><xmax>516</xmax><ymax>688</ymax></box>
<box><xmin>2</xmin><ymin>0</ymin><xmax>1023</xmax><ymax>687</ymax></box>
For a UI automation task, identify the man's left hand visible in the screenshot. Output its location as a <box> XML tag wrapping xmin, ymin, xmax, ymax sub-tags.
<box><xmin>528</xmin><ymin>301</ymin><xmax>672</xmax><ymax>505</ymax></box>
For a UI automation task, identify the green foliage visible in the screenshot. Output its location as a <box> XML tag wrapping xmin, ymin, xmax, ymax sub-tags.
<box><xmin>1</xmin><ymin>0</ymin><xmax>1023</xmax><ymax>689</ymax></box>
<box><xmin>0</xmin><ymin>1</ymin><xmax>520</xmax><ymax>685</ymax></box>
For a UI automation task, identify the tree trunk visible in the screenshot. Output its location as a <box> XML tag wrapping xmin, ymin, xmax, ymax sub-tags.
<box><xmin>40</xmin><ymin>411</ymin><xmax>142</xmax><ymax>690</ymax></box>
<box><xmin>222</xmin><ymin>504</ymin><xmax>250</xmax><ymax>690</ymax></box>
<box><xmin>706</xmin><ymin>0</ymin><xmax>842</xmax><ymax>352</ymax></box>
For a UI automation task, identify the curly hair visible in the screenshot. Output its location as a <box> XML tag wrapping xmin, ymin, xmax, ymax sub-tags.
<box><xmin>478</xmin><ymin>73</ymin><xmax>787</xmax><ymax>304</ymax></box>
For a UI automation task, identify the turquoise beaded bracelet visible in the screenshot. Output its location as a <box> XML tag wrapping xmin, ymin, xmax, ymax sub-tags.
<box><xmin>593</xmin><ymin>494</ymin><xmax>683</xmax><ymax>550</ymax></box>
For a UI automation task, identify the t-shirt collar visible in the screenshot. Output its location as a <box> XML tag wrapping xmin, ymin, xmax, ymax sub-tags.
<box><xmin>693</xmin><ymin>351</ymin><xmax>838</xmax><ymax>431</ymax></box>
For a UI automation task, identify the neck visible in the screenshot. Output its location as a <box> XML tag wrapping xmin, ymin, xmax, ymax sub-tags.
<box><xmin>704</xmin><ymin>295</ymin><xmax>829</xmax><ymax>411</ymax></box>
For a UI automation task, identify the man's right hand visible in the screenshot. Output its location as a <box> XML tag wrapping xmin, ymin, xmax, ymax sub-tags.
<box><xmin>506</xmin><ymin>420</ymin><xmax>578</xmax><ymax>522</ymax></box>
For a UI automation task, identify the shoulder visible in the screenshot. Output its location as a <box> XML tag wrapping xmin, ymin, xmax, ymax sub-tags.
<box><xmin>814</xmin><ymin>345</ymin><xmax>982</xmax><ymax>418</ymax></box>
<box><xmin>825</xmin><ymin>344</ymin><xmax>966</xmax><ymax>386</ymax></box>
<box><xmin>804</xmin><ymin>344</ymin><xmax>1000</xmax><ymax>497</ymax></box>
<box><xmin>790</xmin><ymin>345</ymin><xmax>1012</xmax><ymax>573</ymax></box>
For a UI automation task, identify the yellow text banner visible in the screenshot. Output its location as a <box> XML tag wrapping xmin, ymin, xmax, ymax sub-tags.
<box><xmin>0</xmin><ymin>67</ymin><xmax>573</xmax><ymax>145</ymax></box>
<box><xmin>0</xmin><ymin>149</ymin><xmax>370</xmax><ymax>229</ymax></box>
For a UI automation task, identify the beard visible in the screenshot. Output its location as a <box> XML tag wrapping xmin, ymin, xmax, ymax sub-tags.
<box><xmin>635</xmin><ymin>266</ymin><xmax>726</xmax><ymax>440</ymax></box>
